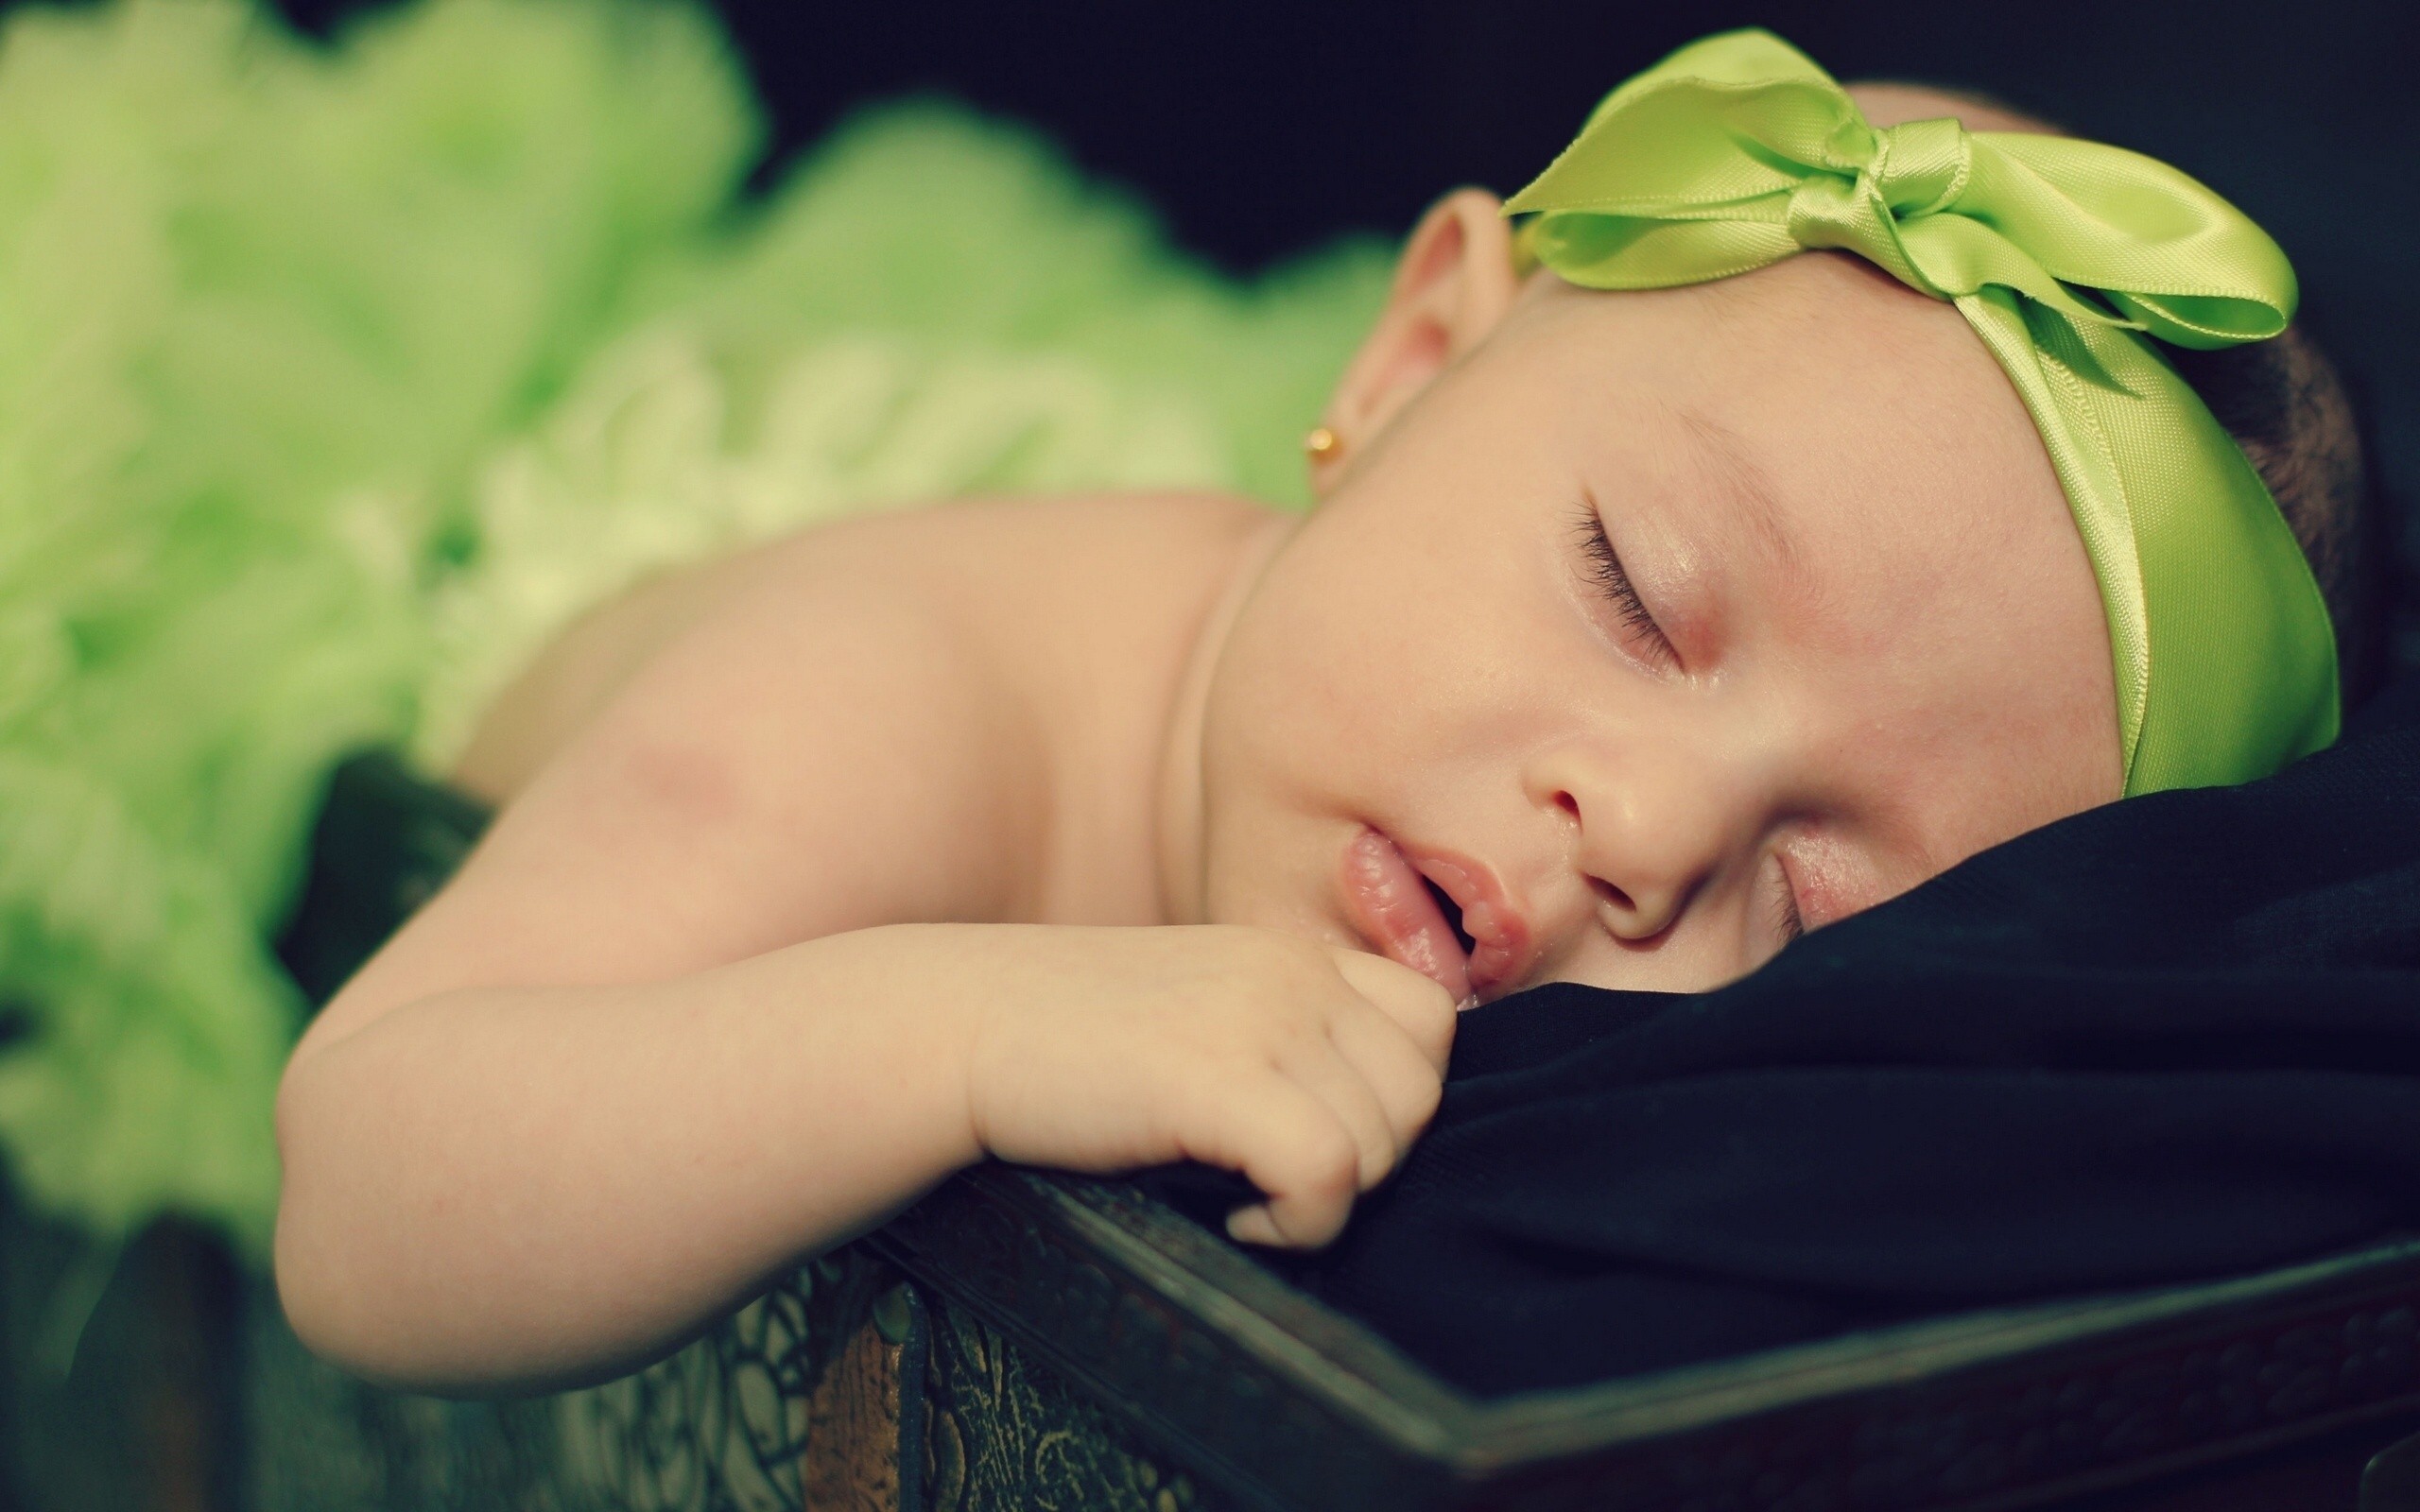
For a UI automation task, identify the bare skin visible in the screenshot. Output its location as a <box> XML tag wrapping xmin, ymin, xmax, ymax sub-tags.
<box><xmin>274</xmin><ymin>87</ymin><xmax>2118</xmax><ymax>1395</ymax></box>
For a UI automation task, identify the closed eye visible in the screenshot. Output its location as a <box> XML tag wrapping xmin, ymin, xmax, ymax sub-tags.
<box><xmin>1572</xmin><ymin>502</ymin><xmax>1677</xmax><ymax>669</ymax></box>
<box><xmin>1771</xmin><ymin>868</ymin><xmax>1806</xmax><ymax>946</ymax></box>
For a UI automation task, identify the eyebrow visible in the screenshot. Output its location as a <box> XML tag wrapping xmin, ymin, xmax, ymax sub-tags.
<box><xmin>1674</xmin><ymin>406</ymin><xmax>1802</xmax><ymax>575</ymax></box>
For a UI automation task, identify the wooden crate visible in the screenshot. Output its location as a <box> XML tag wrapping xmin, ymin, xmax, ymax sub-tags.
<box><xmin>815</xmin><ymin>1167</ymin><xmax>2420</xmax><ymax>1511</ymax></box>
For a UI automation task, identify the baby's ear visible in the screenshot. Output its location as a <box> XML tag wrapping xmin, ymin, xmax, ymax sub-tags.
<box><xmin>1315</xmin><ymin>188</ymin><xmax>1519</xmax><ymax>487</ymax></box>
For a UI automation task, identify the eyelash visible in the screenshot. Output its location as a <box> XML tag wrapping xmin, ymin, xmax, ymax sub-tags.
<box><xmin>1571</xmin><ymin>505</ymin><xmax>1674</xmax><ymax>665</ymax></box>
<box><xmin>1771</xmin><ymin>866</ymin><xmax>1806</xmax><ymax>945</ymax></box>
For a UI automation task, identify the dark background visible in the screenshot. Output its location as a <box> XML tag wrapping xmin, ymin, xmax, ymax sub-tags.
<box><xmin>236</xmin><ymin>0</ymin><xmax>2410</xmax><ymax>668</ymax></box>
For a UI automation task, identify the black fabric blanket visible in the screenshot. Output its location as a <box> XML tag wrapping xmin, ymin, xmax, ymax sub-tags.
<box><xmin>1150</xmin><ymin>675</ymin><xmax>2420</xmax><ymax>1398</ymax></box>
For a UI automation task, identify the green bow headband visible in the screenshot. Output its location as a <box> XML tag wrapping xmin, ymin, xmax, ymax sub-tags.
<box><xmin>1505</xmin><ymin>29</ymin><xmax>2339</xmax><ymax>796</ymax></box>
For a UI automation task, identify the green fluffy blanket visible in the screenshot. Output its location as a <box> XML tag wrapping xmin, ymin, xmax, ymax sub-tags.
<box><xmin>0</xmin><ymin>0</ymin><xmax>1386</xmax><ymax>1249</ymax></box>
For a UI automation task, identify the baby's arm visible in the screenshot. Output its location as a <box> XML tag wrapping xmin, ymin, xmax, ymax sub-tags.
<box><xmin>272</xmin><ymin>501</ymin><xmax>1452</xmax><ymax>1396</ymax></box>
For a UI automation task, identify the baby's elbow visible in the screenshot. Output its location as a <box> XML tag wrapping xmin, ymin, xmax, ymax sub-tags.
<box><xmin>273</xmin><ymin>1111</ymin><xmax>401</xmax><ymax>1386</ymax></box>
<box><xmin>274</xmin><ymin>1066</ymin><xmax>445</xmax><ymax>1390</ymax></box>
<box><xmin>273</xmin><ymin>1181</ymin><xmax>491</xmax><ymax>1396</ymax></box>
<box><xmin>274</xmin><ymin>1070</ymin><xmax>581</xmax><ymax>1397</ymax></box>
<box><xmin>272</xmin><ymin>1203</ymin><xmax>384</xmax><ymax>1383</ymax></box>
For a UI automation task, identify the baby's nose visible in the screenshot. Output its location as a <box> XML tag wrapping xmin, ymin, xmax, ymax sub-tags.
<box><xmin>1525</xmin><ymin>743</ymin><xmax>1741</xmax><ymax>943</ymax></box>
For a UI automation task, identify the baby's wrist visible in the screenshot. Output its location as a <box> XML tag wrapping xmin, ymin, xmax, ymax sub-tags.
<box><xmin>890</xmin><ymin>924</ymin><xmax>1000</xmax><ymax>1174</ymax></box>
<box><xmin>778</xmin><ymin>922</ymin><xmax>997</xmax><ymax>1178</ymax></box>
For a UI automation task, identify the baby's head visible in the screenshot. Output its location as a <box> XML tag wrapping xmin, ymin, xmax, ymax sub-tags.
<box><xmin>1173</xmin><ymin>38</ymin><xmax>2380</xmax><ymax>998</ymax></box>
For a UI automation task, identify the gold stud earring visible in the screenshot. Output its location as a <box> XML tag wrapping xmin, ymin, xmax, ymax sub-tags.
<box><xmin>1304</xmin><ymin>425</ymin><xmax>1344</xmax><ymax>463</ymax></box>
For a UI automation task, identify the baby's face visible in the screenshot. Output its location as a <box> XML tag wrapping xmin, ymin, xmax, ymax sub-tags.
<box><xmin>1187</xmin><ymin>249</ymin><xmax>2121</xmax><ymax>998</ymax></box>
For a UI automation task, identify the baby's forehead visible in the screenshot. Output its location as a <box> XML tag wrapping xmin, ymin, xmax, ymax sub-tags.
<box><xmin>1518</xmin><ymin>244</ymin><xmax>1996</xmax><ymax>411</ymax></box>
<box><xmin>1842</xmin><ymin>81</ymin><xmax>2058</xmax><ymax>136</ymax></box>
<box><xmin>1495</xmin><ymin>73</ymin><xmax>2082</xmax><ymax>590</ymax></box>
<box><xmin>1507</xmin><ymin>252</ymin><xmax>2075</xmax><ymax>626</ymax></box>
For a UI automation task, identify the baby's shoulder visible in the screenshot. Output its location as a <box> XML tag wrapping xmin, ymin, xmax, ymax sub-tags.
<box><xmin>845</xmin><ymin>490</ymin><xmax>1277</xmax><ymax>607</ymax></box>
<box><xmin>454</xmin><ymin>490</ymin><xmax>1275</xmax><ymax>807</ymax></box>
<box><xmin>795</xmin><ymin>489</ymin><xmax>1279</xmax><ymax>673</ymax></box>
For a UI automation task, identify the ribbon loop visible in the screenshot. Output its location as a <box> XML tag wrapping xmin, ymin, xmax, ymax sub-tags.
<box><xmin>1505</xmin><ymin>29</ymin><xmax>2338</xmax><ymax>797</ymax></box>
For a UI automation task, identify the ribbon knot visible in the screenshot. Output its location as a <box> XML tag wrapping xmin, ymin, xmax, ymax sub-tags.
<box><xmin>1500</xmin><ymin>27</ymin><xmax>2336</xmax><ymax>798</ymax></box>
<box><xmin>1781</xmin><ymin>171</ymin><xmax>1906</xmax><ymax>281</ymax></box>
<box><xmin>1869</xmin><ymin>116</ymin><xmax>1970</xmax><ymax>218</ymax></box>
<box><xmin>1780</xmin><ymin>118</ymin><xmax>1972</xmax><ymax>293</ymax></box>
<box><xmin>1781</xmin><ymin>117</ymin><xmax>1964</xmax><ymax>295</ymax></box>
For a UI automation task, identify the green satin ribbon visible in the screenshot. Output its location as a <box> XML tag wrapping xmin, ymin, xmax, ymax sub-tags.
<box><xmin>1505</xmin><ymin>29</ymin><xmax>2338</xmax><ymax>795</ymax></box>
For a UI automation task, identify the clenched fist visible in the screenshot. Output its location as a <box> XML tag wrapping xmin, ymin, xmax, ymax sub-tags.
<box><xmin>918</xmin><ymin>923</ymin><xmax>1456</xmax><ymax>1246</ymax></box>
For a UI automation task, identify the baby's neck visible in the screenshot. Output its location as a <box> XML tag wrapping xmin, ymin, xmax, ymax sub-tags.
<box><xmin>1149</xmin><ymin>512</ymin><xmax>1301</xmax><ymax>924</ymax></box>
<box><xmin>993</xmin><ymin>493</ymin><xmax>1288</xmax><ymax>930</ymax></box>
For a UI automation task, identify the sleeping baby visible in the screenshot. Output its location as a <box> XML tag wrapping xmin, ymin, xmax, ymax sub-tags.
<box><xmin>273</xmin><ymin>32</ymin><xmax>2380</xmax><ymax>1393</ymax></box>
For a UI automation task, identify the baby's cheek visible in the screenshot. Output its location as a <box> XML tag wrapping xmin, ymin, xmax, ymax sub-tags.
<box><xmin>1235</xmin><ymin>555</ymin><xmax>1409</xmax><ymax>722</ymax></box>
<box><xmin>1797</xmin><ymin>838</ymin><xmax>1910</xmax><ymax>933</ymax></box>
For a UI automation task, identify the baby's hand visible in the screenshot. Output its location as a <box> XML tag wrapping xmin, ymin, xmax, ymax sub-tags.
<box><xmin>945</xmin><ymin>925</ymin><xmax>1456</xmax><ymax>1247</ymax></box>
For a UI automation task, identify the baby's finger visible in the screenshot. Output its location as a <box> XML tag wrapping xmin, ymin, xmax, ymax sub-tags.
<box><xmin>1176</xmin><ymin>1070</ymin><xmax>1361</xmax><ymax>1247</ymax></box>
<box><xmin>1325</xmin><ymin>1000</ymin><xmax>1446</xmax><ymax>1155</ymax></box>
<box><xmin>1329</xmin><ymin>947</ymin><xmax>1459</xmax><ymax>1072</ymax></box>
<box><xmin>1226</xmin><ymin>1203</ymin><xmax>1287</xmax><ymax>1247</ymax></box>
<box><xmin>1279</xmin><ymin>1037</ymin><xmax>1406</xmax><ymax>1190</ymax></box>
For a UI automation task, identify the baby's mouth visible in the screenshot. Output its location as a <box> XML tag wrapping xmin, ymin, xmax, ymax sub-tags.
<box><xmin>1340</xmin><ymin>829</ymin><xmax>1476</xmax><ymax>1005</ymax></box>
<box><xmin>1410</xmin><ymin>851</ymin><xmax>1537</xmax><ymax>1000</ymax></box>
<box><xmin>1423</xmin><ymin>876</ymin><xmax>1478</xmax><ymax>959</ymax></box>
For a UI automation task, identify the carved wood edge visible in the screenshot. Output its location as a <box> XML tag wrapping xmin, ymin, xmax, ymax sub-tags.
<box><xmin>801</xmin><ymin>1289</ymin><xmax>906</xmax><ymax>1511</ymax></box>
<box><xmin>872</xmin><ymin>1170</ymin><xmax>1447</xmax><ymax>1510</ymax></box>
<box><xmin>873</xmin><ymin>1169</ymin><xmax>2420</xmax><ymax>1511</ymax></box>
<box><xmin>915</xmin><ymin>1288</ymin><xmax>1224</xmax><ymax>1512</ymax></box>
